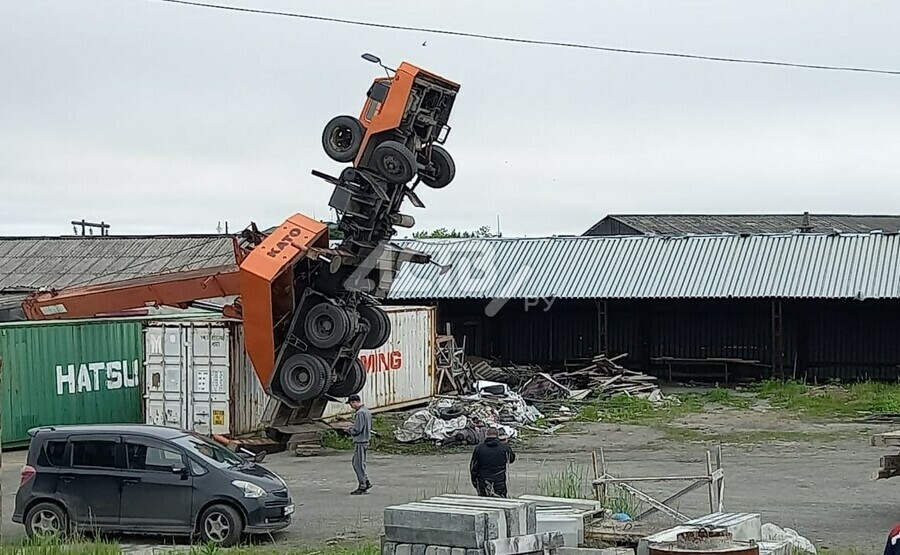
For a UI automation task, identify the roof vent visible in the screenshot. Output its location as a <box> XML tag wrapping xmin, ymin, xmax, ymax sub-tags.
<box><xmin>798</xmin><ymin>211</ymin><xmax>813</xmax><ymax>233</ymax></box>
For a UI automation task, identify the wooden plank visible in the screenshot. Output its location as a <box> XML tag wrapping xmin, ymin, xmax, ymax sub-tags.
<box><xmin>871</xmin><ymin>431</ymin><xmax>900</xmax><ymax>446</ymax></box>
<box><xmin>594</xmin><ymin>475</ymin><xmax>713</xmax><ymax>484</ymax></box>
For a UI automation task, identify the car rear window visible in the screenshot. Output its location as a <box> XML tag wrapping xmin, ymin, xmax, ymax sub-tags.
<box><xmin>38</xmin><ymin>440</ymin><xmax>68</xmax><ymax>467</ymax></box>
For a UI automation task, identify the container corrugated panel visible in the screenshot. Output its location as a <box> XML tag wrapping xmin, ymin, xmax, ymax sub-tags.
<box><xmin>229</xmin><ymin>321</ymin><xmax>268</xmax><ymax>436</ymax></box>
<box><xmin>0</xmin><ymin>319</ymin><xmax>144</xmax><ymax>447</ymax></box>
<box><xmin>321</xmin><ymin>305</ymin><xmax>436</xmax><ymax>419</ymax></box>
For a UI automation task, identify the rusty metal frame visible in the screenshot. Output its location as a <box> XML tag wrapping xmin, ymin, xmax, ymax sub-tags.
<box><xmin>591</xmin><ymin>446</ymin><xmax>725</xmax><ymax>523</ymax></box>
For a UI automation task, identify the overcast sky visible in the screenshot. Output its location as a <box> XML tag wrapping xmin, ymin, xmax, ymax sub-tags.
<box><xmin>2</xmin><ymin>0</ymin><xmax>899</xmax><ymax>238</ymax></box>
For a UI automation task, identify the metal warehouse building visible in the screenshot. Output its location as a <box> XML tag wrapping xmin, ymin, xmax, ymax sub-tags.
<box><xmin>386</xmin><ymin>225</ymin><xmax>900</xmax><ymax>383</ymax></box>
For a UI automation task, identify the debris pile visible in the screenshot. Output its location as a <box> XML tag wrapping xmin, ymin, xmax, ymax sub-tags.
<box><xmin>394</xmin><ymin>381</ymin><xmax>542</xmax><ymax>445</ymax></box>
<box><xmin>519</xmin><ymin>354</ymin><xmax>664</xmax><ymax>403</ymax></box>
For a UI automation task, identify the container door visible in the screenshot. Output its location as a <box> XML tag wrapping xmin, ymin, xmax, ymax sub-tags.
<box><xmin>144</xmin><ymin>326</ymin><xmax>188</xmax><ymax>430</ymax></box>
<box><xmin>187</xmin><ymin>324</ymin><xmax>231</xmax><ymax>436</ymax></box>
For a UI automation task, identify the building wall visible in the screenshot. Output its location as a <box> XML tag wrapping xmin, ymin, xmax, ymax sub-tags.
<box><xmin>412</xmin><ymin>298</ymin><xmax>900</xmax><ymax>383</ymax></box>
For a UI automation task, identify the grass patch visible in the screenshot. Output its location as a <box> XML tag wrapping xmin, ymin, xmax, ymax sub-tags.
<box><xmin>659</xmin><ymin>425</ymin><xmax>857</xmax><ymax>444</ymax></box>
<box><xmin>321</xmin><ymin>430</ymin><xmax>354</xmax><ymax>451</ymax></box>
<box><xmin>752</xmin><ymin>379</ymin><xmax>900</xmax><ymax>419</ymax></box>
<box><xmin>0</xmin><ymin>536</ymin><xmax>120</xmax><ymax>554</ymax></box>
<box><xmin>576</xmin><ymin>393</ymin><xmax>705</xmax><ymax>424</ymax></box>
<box><xmin>605</xmin><ymin>489</ymin><xmax>645</xmax><ymax>518</ymax></box>
<box><xmin>0</xmin><ymin>538</ymin><xmax>381</xmax><ymax>555</ymax></box>
<box><xmin>537</xmin><ymin>461</ymin><xmax>594</xmax><ymax>499</ymax></box>
<box><xmin>703</xmin><ymin>387</ymin><xmax>753</xmax><ymax>409</ymax></box>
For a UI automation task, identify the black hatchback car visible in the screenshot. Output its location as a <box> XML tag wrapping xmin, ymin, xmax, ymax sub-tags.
<box><xmin>13</xmin><ymin>424</ymin><xmax>294</xmax><ymax>546</ymax></box>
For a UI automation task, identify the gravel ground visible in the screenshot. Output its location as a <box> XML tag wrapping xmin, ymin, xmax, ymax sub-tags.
<box><xmin>2</xmin><ymin>408</ymin><xmax>897</xmax><ymax>552</ymax></box>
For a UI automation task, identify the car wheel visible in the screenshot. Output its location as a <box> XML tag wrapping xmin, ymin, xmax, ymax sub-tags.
<box><xmin>25</xmin><ymin>502</ymin><xmax>68</xmax><ymax>540</ymax></box>
<box><xmin>199</xmin><ymin>504</ymin><xmax>243</xmax><ymax>547</ymax></box>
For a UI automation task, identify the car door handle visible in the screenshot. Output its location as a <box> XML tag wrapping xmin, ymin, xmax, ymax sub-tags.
<box><xmin>122</xmin><ymin>478</ymin><xmax>141</xmax><ymax>485</ymax></box>
<box><xmin>59</xmin><ymin>475</ymin><xmax>75</xmax><ymax>483</ymax></box>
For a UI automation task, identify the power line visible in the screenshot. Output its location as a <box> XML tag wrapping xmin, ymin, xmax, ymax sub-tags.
<box><xmin>145</xmin><ymin>0</ymin><xmax>900</xmax><ymax>76</ymax></box>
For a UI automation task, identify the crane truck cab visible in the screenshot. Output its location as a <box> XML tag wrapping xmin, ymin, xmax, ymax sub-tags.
<box><xmin>321</xmin><ymin>54</ymin><xmax>459</xmax><ymax>188</ymax></box>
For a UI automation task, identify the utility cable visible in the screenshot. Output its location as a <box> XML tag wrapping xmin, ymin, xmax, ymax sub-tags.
<box><xmin>145</xmin><ymin>0</ymin><xmax>900</xmax><ymax>76</ymax></box>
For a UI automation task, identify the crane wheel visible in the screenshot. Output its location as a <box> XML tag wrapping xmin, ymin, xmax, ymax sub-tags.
<box><xmin>421</xmin><ymin>145</ymin><xmax>455</xmax><ymax>189</ymax></box>
<box><xmin>359</xmin><ymin>304</ymin><xmax>391</xmax><ymax>350</ymax></box>
<box><xmin>280</xmin><ymin>354</ymin><xmax>332</xmax><ymax>401</ymax></box>
<box><xmin>304</xmin><ymin>302</ymin><xmax>351</xmax><ymax>349</ymax></box>
<box><xmin>327</xmin><ymin>358</ymin><xmax>367</xmax><ymax>397</ymax></box>
<box><xmin>373</xmin><ymin>141</ymin><xmax>417</xmax><ymax>184</ymax></box>
<box><xmin>322</xmin><ymin>115</ymin><xmax>364</xmax><ymax>163</ymax></box>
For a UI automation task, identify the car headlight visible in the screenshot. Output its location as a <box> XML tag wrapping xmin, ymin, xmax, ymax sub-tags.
<box><xmin>232</xmin><ymin>480</ymin><xmax>267</xmax><ymax>499</ymax></box>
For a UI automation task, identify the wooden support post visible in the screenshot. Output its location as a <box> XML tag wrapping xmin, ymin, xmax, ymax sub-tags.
<box><xmin>771</xmin><ymin>300</ymin><xmax>785</xmax><ymax>380</ymax></box>
<box><xmin>591</xmin><ymin>451</ymin><xmax>601</xmax><ymax>504</ymax></box>
<box><xmin>597</xmin><ymin>300</ymin><xmax>609</xmax><ymax>355</ymax></box>
<box><xmin>716</xmin><ymin>445</ymin><xmax>725</xmax><ymax>511</ymax></box>
<box><xmin>706</xmin><ymin>450</ymin><xmax>715</xmax><ymax>513</ymax></box>
<box><xmin>599</xmin><ymin>448</ymin><xmax>608</xmax><ymax>507</ymax></box>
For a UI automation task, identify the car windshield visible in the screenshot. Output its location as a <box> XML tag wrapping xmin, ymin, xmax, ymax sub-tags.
<box><xmin>172</xmin><ymin>433</ymin><xmax>245</xmax><ymax>469</ymax></box>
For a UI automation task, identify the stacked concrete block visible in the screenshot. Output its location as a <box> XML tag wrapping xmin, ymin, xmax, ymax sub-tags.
<box><xmin>383</xmin><ymin>495</ymin><xmax>561</xmax><ymax>555</ymax></box>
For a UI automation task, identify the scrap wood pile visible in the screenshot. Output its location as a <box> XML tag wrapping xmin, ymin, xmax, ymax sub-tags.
<box><xmin>518</xmin><ymin>353</ymin><xmax>664</xmax><ymax>403</ymax></box>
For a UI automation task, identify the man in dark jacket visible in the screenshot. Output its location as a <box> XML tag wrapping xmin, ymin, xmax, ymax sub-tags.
<box><xmin>469</xmin><ymin>427</ymin><xmax>516</xmax><ymax>497</ymax></box>
<box><xmin>885</xmin><ymin>523</ymin><xmax>900</xmax><ymax>555</ymax></box>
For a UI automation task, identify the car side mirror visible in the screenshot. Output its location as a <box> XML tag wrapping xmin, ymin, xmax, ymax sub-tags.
<box><xmin>172</xmin><ymin>465</ymin><xmax>188</xmax><ymax>477</ymax></box>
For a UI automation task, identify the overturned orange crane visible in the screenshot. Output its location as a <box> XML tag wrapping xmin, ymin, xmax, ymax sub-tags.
<box><xmin>21</xmin><ymin>53</ymin><xmax>459</xmax><ymax>438</ymax></box>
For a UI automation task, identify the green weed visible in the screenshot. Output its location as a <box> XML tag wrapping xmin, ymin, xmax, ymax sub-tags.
<box><xmin>752</xmin><ymin>379</ymin><xmax>900</xmax><ymax>419</ymax></box>
<box><xmin>321</xmin><ymin>430</ymin><xmax>354</xmax><ymax>451</ymax></box>
<box><xmin>604</xmin><ymin>489</ymin><xmax>645</xmax><ymax>518</ymax></box>
<box><xmin>537</xmin><ymin>461</ymin><xmax>594</xmax><ymax>500</ymax></box>
<box><xmin>703</xmin><ymin>387</ymin><xmax>753</xmax><ymax>409</ymax></box>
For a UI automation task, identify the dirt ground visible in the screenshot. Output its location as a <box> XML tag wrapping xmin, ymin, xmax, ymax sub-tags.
<box><xmin>2</xmin><ymin>407</ymin><xmax>897</xmax><ymax>553</ymax></box>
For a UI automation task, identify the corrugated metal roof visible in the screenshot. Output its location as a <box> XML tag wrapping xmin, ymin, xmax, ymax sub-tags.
<box><xmin>0</xmin><ymin>235</ymin><xmax>235</xmax><ymax>292</ymax></box>
<box><xmin>386</xmin><ymin>232</ymin><xmax>900</xmax><ymax>300</ymax></box>
<box><xmin>584</xmin><ymin>214</ymin><xmax>900</xmax><ymax>236</ymax></box>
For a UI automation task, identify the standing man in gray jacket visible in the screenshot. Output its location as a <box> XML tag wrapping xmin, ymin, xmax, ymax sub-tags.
<box><xmin>347</xmin><ymin>394</ymin><xmax>372</xmax><ymax>495</ymax></box>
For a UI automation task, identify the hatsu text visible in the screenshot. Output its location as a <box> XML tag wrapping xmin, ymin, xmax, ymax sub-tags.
<box><xmin>56</xmin><ymin>359</ymin><xmax>141</xmax><ymax>395</ymax></box>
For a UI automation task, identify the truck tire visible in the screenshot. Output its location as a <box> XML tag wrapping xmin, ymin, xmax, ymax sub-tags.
<box><xmin>359</xmin><ymin>304</ymin><xmax>390</xmax><ymax>350</ymax></box>
<box><xmin>328</xmin><ymin>358</ymin><xmax>367</xmax><ymax>397</ymax></box>
<box><xmin>280</xmin><ymin>353</ymin><xmax>332</xmax><ymax>401</ymax></box>
<box><xmin>421</xmin><ymin>145</ymin><xmax>455</xmax><ymax>189</ymax></box>
<box><xmin>304</xmin><ymin>302</ymin><xmax>351</xmax><ymax>349</ymax></box>
<box><xmin>373</xmin><ymin>141</ymin><xmax>417</xmax><ymax>184</ymax></box>
<box><xmin>322</xmin><ymin>115</ymin><xmax>364</xmax><ymax>163</ymax></box>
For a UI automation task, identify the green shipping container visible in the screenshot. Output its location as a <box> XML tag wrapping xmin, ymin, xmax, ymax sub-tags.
<box><xmin>0</xmin><ymin>318</ymin><xmax>145</xmax><ymax>448</ymax></box>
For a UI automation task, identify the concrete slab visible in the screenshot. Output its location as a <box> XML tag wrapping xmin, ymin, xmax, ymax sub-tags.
<box><xmin>517</xmin><ymin>495</ymin><xmax>603</xmax><ymax>514</ymax></box>
<box><xmin>487</xmin><ymin>532</ymin><xmax>564</xmax><ymax>555</ymax></box>
<box><xmin>412</xmin><ymin>545</ymin><xmax>426</xmax><ymax>555</ymax></box>
<box><xmin>452</xmin><ymin>548</ymin><xmax>466</xmax><ymax>555</ymax></box>
<box><xmin>397</xmin><ymin>545</ymin><xmax>412</xmax><ymax>555</ymax></box>
<box><xmin>685</xmin><ymin>512</ymin><xmax>762</xmax><ymax>542</ymax></box>
<box><xmin>403</xmin><ymin>501</ymin><xmax>505</xmax><ymax>540</ymax></box>
<box><xmin>384</xmin><ymin>504</ymin><xmax>490</xmax><ymax>547</ymax></box>
<box><xmin>558</xmin><ymin>548</ymin><xmax>634</xmax><ymax>555</ymax></box>
<box><xmin>425</xmin><ymin>547</ymin><xmax>452</xmax><ymax>555</ymax></box>
<box><xmin>441</xmin><ymin>494</ymin><xmax>538</xmax><ymax>534</ymax></box>
<box><xmin>535</xmin><ymin>515</ymin><xmax>583</xmax><ymax>547</ymax></box>
<box><xmin>421</xmin><ymin>497</ymin><xmax>519</xmax><ymax>537</ymax></box>
<box><xmin>383</xmin><ymin>541</ymin><xmax>397</xmax><ymax>555</ymax></box>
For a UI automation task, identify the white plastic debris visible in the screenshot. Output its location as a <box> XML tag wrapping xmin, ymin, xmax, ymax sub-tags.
<box><xmin>761</xmin><ymin>523</ymin><xmax>816</xmax><ymax>555</ymax></box>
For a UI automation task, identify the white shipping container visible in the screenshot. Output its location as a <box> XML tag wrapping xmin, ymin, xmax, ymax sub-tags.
<box><xmin>143</xmin><ymin>320</ymin><xmax>267</xmax><ymax>437</ymax></box>
<box><xmin>320</xmin><ymin>305</ymin><xmax>436</xmax><ymax>419</ymax></box>
<box><xmin>143</xmin><ymin>305</ymin><xmax>435</xmax><ymax>436</ymax></box>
